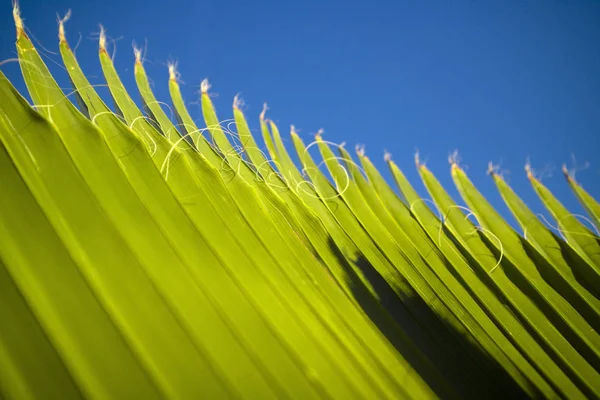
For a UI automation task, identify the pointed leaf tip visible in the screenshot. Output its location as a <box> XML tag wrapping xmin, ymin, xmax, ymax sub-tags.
<box><xmin>57</xmin><ymin>10</ymin><xmax>71</xmax><ymax>43</ymax></box>
<box><xmin>200</xmin><ymin>78</ymin><xmax>210</xmax><ymax>94</ymax></box>
<box><xmin>99</xmin><ymin>24</ymin><xmax>107</xmax><ymax>53</ymax></box>
<box><xmin>133</xmin><ymin>45</ymin><xmax>142</xmax><ymax>65</ymax></box>
<box><xmin>487</xmin><ymin>161</ymin><xmax>503</xmax><ymax>178</ymax></box>
<box><xmin>168</xmin><ymin>63</ymin><xmax>177</xmax><ymax>81</ymax></box>
<box><xmin>13</xmin><ymin>1</ymin><xmax>26</xmax><ymax>38</ymax></box>
<box><xmin>233</xmin><ymin>94</ymin><xmax>243</xmax><ymax>110</ymax></box>
<box><xmin>383</xmin><ymin>150</ymin><xmax>392</xmax><ymax>162</ymax></box>
<box><xmin>448</xmin><ymin>149</ymin><xmax>461</xmax><ymax>166</ymax></box>
<box><xmin>355</xmin><ymin>144</ymin><xmax>365</xmax><ymax>157</ymax></box>
<box><xmin>525</xmin><ymin>162</ymin><xmax>535</xmax><ymax>180</ymax></box>
<box><xmin>415</xmin><ymin>151</ymin><xmax>429</xmax><ymax>171</ymax></box>
<box><xmin>260</xmin><ymin>103</ymin><xmax>268</xmax><ymax>121</ymax></box>
<box><xmin>290</xmin><ymin>124</ymin><xmax>298</xmax><ymax>137</ymax></box>
<box><xmin>562</xmin><ymin>164</ymin><xmax>574</xmax><ymax>182</ymax></box>
<box><xmin>414</xmin><ymin>150</ymin><xmax>421</xmax><ymax>167</ymax></box>
<box><xmin>450</xmin><ymin>162</ymin><xmax>460</xmax><ymax>175</ymax></box>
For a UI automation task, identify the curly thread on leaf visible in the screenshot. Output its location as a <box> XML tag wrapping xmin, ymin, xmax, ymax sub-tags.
<box><xmin>410</xmin><ymin>199</ymin><xmax>505</xmax><ymax>274</ymax></box>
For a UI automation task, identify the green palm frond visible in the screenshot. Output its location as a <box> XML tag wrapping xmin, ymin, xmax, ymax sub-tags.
<box><xmin>1</xmin><ymin>6</ymin><xmax>599</xmax><ymax>400</ymax></box>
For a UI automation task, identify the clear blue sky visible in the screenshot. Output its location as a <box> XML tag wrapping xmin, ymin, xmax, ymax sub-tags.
<box><xmin>1</xmin><ymin>0</ymin><xmax>598</xmax><ymax>230</ymax></box>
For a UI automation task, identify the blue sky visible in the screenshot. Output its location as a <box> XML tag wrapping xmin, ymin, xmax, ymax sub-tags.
<box><xmin>1</xmin><ymin>0</ymin><xmax>598</xmax><ymax>232</ymax></box>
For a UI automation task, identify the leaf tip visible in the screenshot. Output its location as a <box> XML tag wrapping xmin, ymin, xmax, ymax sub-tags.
<box><xmin>315</xmin><ymin>128</ymin><xmax>324</xmax><ymax>140</ymax></box>
<box><xmin>525</xmin><ymin>162</ymin><xmax>535</xmax><ymax>181</ymax></box>
<box><xmin>356</xmin><ymin>144</ymin><xmax>365</xmax><ymax>157</ymax></box>
<box><xmin>233</xmin><ymin>94</ymin><xmax>243</xmax><ymax>110</ymax></box>
<box><xmin>57</xmin><ymin>9</ymin><xmax>71</xmax><ymax>43</ymax></box>
<box><xmin>384</xmin><ymin>149</ymin><xmax>392</xmax><ymax>162</ymax></box>
<box><xmin>133</xmin><ymin>44</ymin><xmax>143</xmax><ymax>66</ymax></box>
<box><xmin>562</xmin><ymin>163</ymin><xmax>579</xmax><ymax>183</ymax></box>
<box><xmin>99</xmin><ymin>24</ymin><xmax>107</xmax><ymax>53</ymax></box>
<box><xmin>12</xmin><ymin>1</ymin><xmax>27</xmax><ymax>39</ymax></box>
<box><xmin>414</xmin><ymin>150</ymin><xmax>422</xmax><ymax>167</ymax></box>
<box><xmin>448</xmin><ymin>149</ymin><xmax>461</xmax><ymax>166</ymax></box>
<box><xmin>200</xmin><ymin>78</ymin><xmax>211</xmax><ymax>94</ymax></box>
<box><xmin>487</xmin><ymin>161</ymin><xmax>495</xmax><ymax>175</ymax></box>
<box><xmin>448</xmin><ymin>150</ymin><xmax>464</xmax><ymax>176</ymax></box>
<box><xmin>260</xmin><ymin>103</ymin><xmax>268</xmax><ymax>121</ymax></box>
<box><xmin>450</xmin><ymin>162</ymin><xmax>461</xmax><ymax>176</ymax></box>
<box><xmin>562</xmin><ymin>154</ymin><xmax>589</xmax><ymax>183</ymax></box>
<box><xmin>168</xmin><ymin>62</ymin><xmax>178</xmax><ymax>82</ymax></box>
<box><xmin>488</xmin><ymin>162</ymin><xmax>509</xmax><ymax>184</ymax></box>
<box><xmin>562</xmin><ymin>163</ymin><xmax>570</xmax><ymax>179</ymax></box>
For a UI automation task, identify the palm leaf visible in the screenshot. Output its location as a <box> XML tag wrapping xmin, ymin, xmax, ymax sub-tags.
<box><xmin>1</xmin><ymin>6</ymin><xmax>599</xmax><ymax>400</ymax></box>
